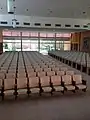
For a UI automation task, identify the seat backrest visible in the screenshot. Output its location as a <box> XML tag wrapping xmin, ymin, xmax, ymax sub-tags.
<box><xmin>4</xmin><ymin>78</ymin><xmax>15</xmax><ymax>90</ymax></box>
<box><xmin>73</xmin><ymin>75</ymin><xmax>82</xmax><ymax>84</ymax></box>
<box><xmin>17</xmin><ymin>78</ymin><xmax>27</xmax><ymax>89</ymax></box>
<box><xmin>40</xmin><ymin>76</ymin><xmax>50</xmax><ymax>86</ymax></box>
<box><xmin>52</xmin><ymin>67</ymin><xmax>59</xmax><ymax>71</ymax></box>
<box><xmin>60</xmin><ymin>67</ymin><xmax>68</xmax><ymax>71</ymax></box>
<box><xmin>6</xmin><ymin>73</ymin><xmax>16</xmax><ymax>79</ymax></box>
<box><xmin>62</xmin><ymin>75</ymin><xmax>72</xmax><ymax>85</ymax></box>
<box><xmin>27</xmin><ymin>68</ymin><xmax>34</xmax><ymax>72</ymax></box>
<box><xmin>29</xmin><ymin>77</ymin><xmax>39</xmax><ymax>87</ymax></box>
<box><xmin>35</xmin><ymin>68</ymin><xmax>43</xmax><ymax>72</ymax></box>
<box><xmin>0</xmin><ymin>73</ymin><xmax>5</xmax><ymax>79</ymax></box>
<box><xmin>44</xmin><ymin>68</ymin><xmax>51</xmax><ymax>72</ymax></box>
<box><xmin>0</xmin><ymin>79</ymin><xmax>2</xmax><ymax>88</ymax></box>
<box><xmin>37</xmin><ymin>71</ymin><xmax>46</xmax><ymax>77</ymax></box>
<box><xmin>56</xmin><ymin>71</ymin><xmax>65</xmax><ymax>76</ymax></box>
<box><xmin>66</xmin><ymin>71</ymin><xmax>74</xmax><ymax>75</ymax></box>
<box><xmin>47</xmin><ymin>71</ymin><xmax>55</xmax><ymax>76</ymax></box>
<box><xmin>51</xmin><ymin>75</ymin><xmax>61</xmax><ymax>85</ymax></box>
<box><xmin>17</xmin><ymin>72</ymin><xmax>26</xmax><ymax>78</ymax></box>
<box><xmin>28</xmin><ymin>72</ymin><xmax>36</xmax><ymax>77</ymax></box>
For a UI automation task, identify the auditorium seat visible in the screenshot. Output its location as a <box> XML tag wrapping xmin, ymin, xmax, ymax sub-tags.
<box><xmin>62</xmin><ymin>75</ymin><xmax>75</xmax><ymax>91</ymax></box>
<box><xmin>28</xmin><ymin>72</ymin><xmax>36</xmax><ymax>77</ymax></box>
<box><xmin>47</xmin><ymin>71</ymin><xmax>55</xmax><ymax>76</ymax></box>
<box><xmin>66</xmin><ymin>71</ymin><xmax>74</xmax><ymax>75</ymax></box>
<box><xmin>51</xmin><ymin>76</ymin><xmax>64</xmax><ymax>92</ymax></box>
<box><xmin>37</xmin><ymin>71</ymin><xmax>46</xmax><ymax>77</ymax></box>
<box><xmin>3</xmin><ymin>78</ymin><xmax>15</xmax><ymax>96</ymax></box>
<box><xmin>56</xmin><ymin>71</ymin><xmax>65</xmax><ymax>76</ymax></box>
<box><xmin>44</xmin><ymin>68</ymin><xmax>51</xmax><ymax>72</ymax></box>
<box><xmin>73</xmin><ymin>75</ymin><xmax>87</xmax><ymax>91</ymax></box>
<box><xmin>40</xmin><ymin>76</ymin><xmax>52</xmax><ymax>93</ymax></box>
<box><xmin>29</xmin><ymin>77</ymin><xmax>40</xmax><ymax>93</ymax></box>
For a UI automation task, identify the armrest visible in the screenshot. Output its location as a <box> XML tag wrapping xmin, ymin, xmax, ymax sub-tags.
<box><xmin>82</xmin><ymin>79</ymin><xmax>86</xmax><ymax>85</ymax></box>
<box><xmin>72</xmin><ymin>81</ymin><xmax>76</xmax><ymax>86</ymax></box>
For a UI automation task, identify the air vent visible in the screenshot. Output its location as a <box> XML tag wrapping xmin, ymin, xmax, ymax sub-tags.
<box><xmin>45</xmin><ymin>24</ymin><xmax>51</xmax><ymax>26</ymax></box>
<box><xmin>65</xmin><ymin>24</ymin><xmax>71</xmax><ymax>27</ymax></box>
<box><xmin>23</xmin><ymin>22</ymin><xmax>30</xmax><ymax>25</ymax></box>
<box><xmin>16</xmin><ymin>22</ymin><xmax>19</xmax><ymax>25</ymax></box>
<box><xmin>74</xmin><ymin>25</ymin><xmax>80</xmax><ymax>27</ymax></box>
<box><xmin>34</xmin><ymin>23</ymin><xmax>41</xmax><ymax>26</ymax></box>
<box><xmin>0</xmin><ymin>21</ymin><xmax>8</xmax><ymax>24</ymax></box>
<box><xmin>83</xmin><ymin>25</ymin><xmax>88</xmax><ymax>28</ymax></box>
<box><xmin>55</xmin><ymin>24</ymin><xmax>61</xmax><ymax>27</ymax></box>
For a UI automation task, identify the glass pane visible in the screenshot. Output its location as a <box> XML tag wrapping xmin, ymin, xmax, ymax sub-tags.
<box><xmin>40</xmin><ymin>39</ymin><xmax>55</xmax><ymax>55</ymax></box>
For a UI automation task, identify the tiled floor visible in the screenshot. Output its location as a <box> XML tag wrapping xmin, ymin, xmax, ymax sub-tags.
<box><xmin>0</xmin><ymin>59</ymin><xmax>90</xmax><ymax>120</ymax></box>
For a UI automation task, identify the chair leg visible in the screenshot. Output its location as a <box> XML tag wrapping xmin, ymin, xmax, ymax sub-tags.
<box><xmin>2</xmin><ymin>93</ymin><xmax>4</xmax><ymax>101</ymax></box>
<box><xmin>72</xmin><ymin>90</ymin><xmax>75</xmax><ymax>93</ymax></box>
<box><xmin>61</xmin><ymin>90</ymin><xmax>64</xmax><ymax>94</ymax></box>
<box><xmin>82</xmin><ymin>89</ymin><xmax>86</xmax><ymax>92</ymax></box>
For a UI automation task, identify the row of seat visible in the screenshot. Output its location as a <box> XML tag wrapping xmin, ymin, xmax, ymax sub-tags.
<box><xmin>0</xmin><ymin>74</ymin><xmax>86</xmax><ymax>99</ymax></box>
<box><xmin>0</xmin><ymin>70</ymin><xmax>75</xmax><ymax>79</ymax></box>
<box><xmin>48</xmin><ymin>51</ymin><xmax>90</xmax><ymax>74</ymax></box>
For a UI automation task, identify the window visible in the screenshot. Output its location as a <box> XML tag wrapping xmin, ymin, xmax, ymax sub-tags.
<box><xmin>74</xmin><ymin>25</ymin><xmax>80</xmax><ymax>27</ymax></box>
<box><xmin>16</xmin><ymin>22</ymin><xmax>19</xmax><ymax>25</ymax></box>
<box><xmin>45</xmin><ymin>24</ymin><xmax>51</xmax><ymax>26</ymax></box>
<box><xmin>34</xmin><ymin>23</ymin><xmax>41</xmax><ymax>26</ymax></box>
<box><xmin>23</xmin><ymin>22</ymin><xmax>30</xmax><ymax>25</ymax></box>
<box><xmin>65</xmin><ymin>24</ymin><xmax>71</xmax><ymax>27</ymax></box>
<box><xmin>55</xmin><ymin>24</ymin><xmax>61</xmax><ymax>27</ymax></box>
<box><xmin>1</xmin><ymin>21</ymin><xmax>8</xmax><ymax>24</ymax></box>
<box><xmin>83</xmin><ymin>25</ymin><xmax>88</xmax><ymax>28</ymax></box>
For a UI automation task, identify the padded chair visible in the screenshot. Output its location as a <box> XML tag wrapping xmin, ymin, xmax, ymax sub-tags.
<box><xmin>3</xmin><ymin>78</ymin><xmax>16</xmax><ymax>97</ymax></box>
<box><xmin>66</xmin><ymin>71</ymin><xmax>74</xmax><ymax>75</ymax></box>
<box><xmin>37</xmin><ymin>71</ymin><xmax>46</xmax><ymax>77</ymax></box>
<box><xmin>28</xmin><ymin>72</ymin><xmax>36</xmax><ymax>77</ymax></box>
<box><xmin>17</xmin><ymin>72</ymin><xmax>26</xmax><ymax>78</ymax></box>
<box><xmin>62</xmin><ymin>75</ymin><xmax>75</xmax><ymax>91</ymax></box>
<box><xmin>35</xmin><ymin>68</ymin><xmax>43</xmax><ymax>72</ymax></box>
<box><xmin>27</xmin><ymin>69</ymin><xmax>34</xmax><ymax>72</ymax></box>
<box><xmin>73</xmin><ymin>75</ymin><xmax>87</xmax><ymax>91</ymax></box>
<box><xmin>0</xmin><ymin>73</ymin><xmax>5</xmax><ymax>79</ymax></box>
<box><xmin>51</xmin><ymin>76</ymin><xmax>64</xmax><ymax>92</ymax></box>
<box><xmin>44</xmin><ymin>68</ymin><xmax>51</xmax><ymax>72</ymax></box>
<box><xmin>60</xmin><ymin>67</ymin><xmax>68</xmax><ymax>71</ymax></box>
<box><xmin>40</xmin><ymin>76</ymin><xmax>52</xmax><ymax>93</ymax></box>
<box><xmin>52</xmin><ymin>67</ymin><xmax>59</xmax><ymax>71</ymax></box>
<box><xmin>56</xmin><ymin>71</ymin><xmax>65</xmax><ymax>76</ymax></box>
<box><xmin>47</xmin><ymin>71</ymin><xmax>55</xmax><ymax>76</ymax></box>
<box><xmin>6</xmin><ymin>73</ymin><xmax>16</xmax><ymax>79</ymax></box>
<box><xmin>17</xmin><ymin>77</ymin><xmax>28</xmax><ymax>94</ymax></box>
<box><xmin>29</xmin><ymin>77</ymin><xmax>40</xmax><ymax>93</ymax></box>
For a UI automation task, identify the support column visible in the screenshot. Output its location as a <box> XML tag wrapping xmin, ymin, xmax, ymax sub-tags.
<box><xmin>20</xmin><ymin>32</ymin><xmax>22</xmax><ymax>51</ymax></box>
<box><xmin>38</xmin><ymin>32</ymin><xmax>40</xmax><ymax>52</ymax></box>
<box><xmin>0</xmin><ymin>30</ymin><xmax>3</xmax><ymax>54</ymax></box>
<box><xmin>55</xmin><ymin>33</ymin><xmax>56</xmax><ymax>50</ymax></box>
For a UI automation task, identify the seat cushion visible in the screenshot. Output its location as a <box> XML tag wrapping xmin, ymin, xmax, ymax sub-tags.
<box><xmin>65</xmin><ymin>85</ymin><xmax>75</xmax><ymax>90</ymax></box>
<box><xmin>54</xmin><ymin>86</ymin><xmax>64</xmax><ymax>91</ymax></box>
<box><xmin>76</xmin><ymin>84</ymin><xmax>86</xmax><ymax>89</ymax></box>
<box><xmin>43</xmin><ymin>87</ymin><xmax>52</xmax><ymax>92</ymax></box>
<box><xmin>30</xmin><ymin>88</ymin><xmax>40</xmax><ymax>93</ymax></box>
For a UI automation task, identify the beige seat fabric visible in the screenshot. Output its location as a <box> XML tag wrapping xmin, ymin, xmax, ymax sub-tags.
<box><xmin>51</xmin><ymin>76</ymin><xmax>64</xmax><ymax>91</ymax></box>
<box><xmin>56</xmin><ymin>71</ymin><xmax>65</xmax><ymax>76</ymax></box>
<box><xmin>28</xmin><ymin>72</ymin><xmax>36</xmax><ymax>77</ymax></box>
<box><xmin>73</xmin><ymin>75</ymin><xmax>86</xmax><ymax>89</ymax></box>
<box><xmin>37</xmin><ymin>71</ymin><xmax>46</xmax><ymax>77</ymax></box>
<box><xmin>0</xmin><ymin>73</ymin><xmax>5</xmax><ymax>79</ymax></box>
<box><xmin>4</xmin><ymin>78</ymin><xmax>15</xmax><ymax>90</ymax></box>
<box><xmin>66</xmin><ymin>71</ymin><xmax>74</xmax><ymax>75</ymax></box>
<box><xmin>29</xmin><ymin>77</ymin><xmax>39</xmax><ymax>93</ymax></box>
<box><xmin>17</xmin><ymin>77</ymin><xmax>27</xmax><ymax>89</ymax></box>
<box><xmin>6</xmin><ymin>73</ymin><xmax>16</xmax><ymax>79</ymax></box>
<box><xmin>0</xmin><ymin>79</ymin><xmax>2</xmax><ymax>89</ymax></box>
<box><xmin>40</xmin><ymin>76</ymin><xmax>52</xmax><ymax>92</ymax></box>
<box><xmin>17</xmin><ymin>72</ymin><xmax>26</xmax><ymax>78</ymax></box>
<box><xmin>60</xmin><ymin>67</ymin><xmax>68</xmax><ymax>71</ymax></box>
<box><xmin>44</xmin><ymin>68</ymin><xmax>51</xmax><ymax>72</ymax></box>
<box><xmin>62</xmin><ymin>75</ymin><xmax>75</xmax><ymax>90</ymax></box>
<box><xmin>35</xmin><ymin>68</ymin><xmax>43</xmax><ymax>72</ymax></box>
<box><xmin>47</xmin><ymin>71</ymin><xmax>55</xmax><ymax>76</ymax></box>
<box><xmin>52</xmin><ymin>67</ymin><xmax>59</xmax><ymax>71</ymax></box>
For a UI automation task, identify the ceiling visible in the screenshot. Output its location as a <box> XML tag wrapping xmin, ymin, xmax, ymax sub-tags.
<box><xmin>0</xmin><ymin>0</ymin><xmax>90</xmax><ymax>18</ymax></box>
